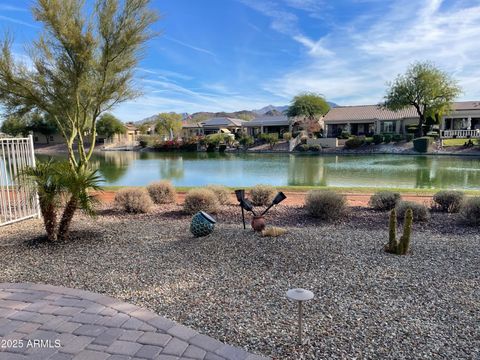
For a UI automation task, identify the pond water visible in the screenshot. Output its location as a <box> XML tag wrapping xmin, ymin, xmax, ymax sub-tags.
<box><xmin>39</xmin><ymin>151</ymin><xmax>480</xmax><ymax>189</ymax></box>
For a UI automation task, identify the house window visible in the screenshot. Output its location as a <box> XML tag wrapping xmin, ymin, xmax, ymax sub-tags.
<box><xmin>382</xmin><ymin>121</ymin><xmax>394</xmax><ymax>133</ymax></box>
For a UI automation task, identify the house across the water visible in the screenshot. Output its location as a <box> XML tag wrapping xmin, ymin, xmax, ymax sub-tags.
<box><xmin>323</xmin><ymin>101</ymin><xmax>480</xmax><ymax>138</ymax></box>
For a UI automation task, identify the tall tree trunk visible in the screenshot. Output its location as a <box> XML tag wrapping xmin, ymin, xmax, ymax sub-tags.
<box><xmin>57</xmin><ymin>196</ymin><xmax>78</xmax><ymax>241</ymax></box>
<box><xmin>417</xmin><ymin>114</ymin><xmax>425</xmax><ymax>137</ymax></box>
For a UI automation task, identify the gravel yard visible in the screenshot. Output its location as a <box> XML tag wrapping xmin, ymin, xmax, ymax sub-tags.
<box><xmin>0</xmin><ymin>205</ymin><xmax>478</xmax><ymax>359</ymax></box>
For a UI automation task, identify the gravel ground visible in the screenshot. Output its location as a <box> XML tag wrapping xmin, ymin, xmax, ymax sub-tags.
<box><xmin>0</xmin><ymin>205</ymin><xmax>479</xmax><ymax>359</ymax></box>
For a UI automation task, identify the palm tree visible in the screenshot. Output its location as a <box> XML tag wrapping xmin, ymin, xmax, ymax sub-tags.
<box><xmin>19</xmin><ymin>159</ymin><xmax>61</xmax><ymax>242</ymax></box>
<box><xmin>20</xmin><ymin>160</ymin><xmax>103</xmax><ymax>242</ymax></box>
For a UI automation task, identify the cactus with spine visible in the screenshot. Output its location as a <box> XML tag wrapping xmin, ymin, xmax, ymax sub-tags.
<box><xmin>385</xmin><ymin>208</ymin><xmax>413</xmax><ymax>255</ymax></box>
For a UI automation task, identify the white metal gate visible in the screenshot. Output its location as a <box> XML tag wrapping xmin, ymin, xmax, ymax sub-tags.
<box><xmin>0</xmin><ymin>135</ymin><xmax>39</xmax><ymax>226</ymax></box>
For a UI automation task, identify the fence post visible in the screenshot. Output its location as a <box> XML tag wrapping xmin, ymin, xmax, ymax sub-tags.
<box><xmin>28</xmin><ymin>135</ymin><xmax>41</xmax><ymax>219</ymax></box>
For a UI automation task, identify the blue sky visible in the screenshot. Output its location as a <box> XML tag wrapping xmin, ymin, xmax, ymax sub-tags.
<box><xmin>1</xmin><ymin>0</ymin><xmax>480</xmax><ymax>121</ymax></box>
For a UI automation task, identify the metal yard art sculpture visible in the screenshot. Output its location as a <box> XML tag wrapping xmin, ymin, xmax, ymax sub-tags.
<box><xmin>235</xmin><ymin>189</ymin><xmax>287</xmax><ymax>231</ymax></box>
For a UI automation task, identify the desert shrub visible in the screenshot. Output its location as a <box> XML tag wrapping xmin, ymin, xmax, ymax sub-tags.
<box><xmin>147</xmin><ymin>181</ymin><xmax>176</xmax><ymax>204</ymax></box>
<box><xmin>383</xmin><ymin>134</ymin><xmax>392</xmax><ymax>143</ymax></box>
<box><xmin>250</xmin><ymin>184</ymin><xmax>276</xmax><ymax>206</ymax></box>
<box><xmin>282</xmin><ymin>132</ymin><xmax>292</xmax><ymax>141</ymax></box>
<box><xmin>395</xmin><ymin>201</ymin><xmax>429</xmax><ymax>222</ymax></box>
<box><xmin>365</xmin><ymin>137</ymin><xmax>373</xmax><ymax>145</ymax></box>
<box><xmin>405</xmin><ymin>134</ymin><xmax>414</xmax><ymax>142</ymax></box>
<box><xmin>114</xmin><ymin>188</ymin><xmax>153</xmax><ymax>213</ymax></box>
<box><xmin>345</xmin><ymin>137</ymin><xmax>365</xmax><ymax>149</ymax></box>
<box><xmin>297</xmin><ymin>144</ymin><xmax>309</xmax><ymax>152</ymax></box>
<box><xmin>239</xmin><ymin>134</ymin><xmax>254</xmax><ymax>147</ymax></box>
<box><xmin>309</xmin><ymin>144</ymin><xmax>321</xmax><ymax>152</ymax></box>
<box><xmin>205</xmin><ymin>185</ymin><xmax>231</xmax><ymax>205</ymax></box>
<box><xmin>413</xmin><ymin>137</ymin><xmax>433</xmax><ymax>152</ymax></box>
<box><xmin>305</xmin><ymin>190</ymin><xmax>347</xmax><ymax>220</ymax></box>
<box><xmin>432</xmin><ymin>190</ymin><xmax>464</xmax><ymax>213</ymax></box>
<box><xmin>338</xmin><ymin>131</ymin><xmax>350</xmax><ymax>139</ymax></box>
<box><xmin>460</xmin><ymin>197</ymin><xmax>480</xmax><ymax>226</ymax></box>
<box><xmin>373</xmin><ymin>134</ymin><xmax>383</xmax><ymax>144</ymax></box>
<box><xmin>369</xmin><ymin>191</ymin><xmax>401</xmax><ymax>211</ymax></box>
<box><xmin>393</xmin><ymin>134</ymin><xmax>403</xmax><ymax>142</ymax></box>
<box><xmin>183</xmin><ymin>188</ymin><xmax>219</xmax><ymax>214</ymax></box>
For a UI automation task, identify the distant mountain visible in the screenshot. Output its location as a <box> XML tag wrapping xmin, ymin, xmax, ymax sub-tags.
<box><xmin>135</xmin><ymin>101</ymin><xmax>340</xmax><ymax>125</ymax></box>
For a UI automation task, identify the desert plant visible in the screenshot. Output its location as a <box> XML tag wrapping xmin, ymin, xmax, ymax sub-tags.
<box><xmin>297</xmin><ymin>144</ymin><xmax>309</xmax><ymax>152</ymax></box>
<box><xmin>369</xmin><ymin>191</ymin><xmax>401</xmax><ymax>211</ymax></box>
<box><xmin>114</xmin><ymin>188</ymin><xmax>153</xmax><ymax>213</ymax></box>
<box><xmin>459</xmin><ymin>197</ymin><xmax>480</xmax><ymax>226</ymax></box>
<box><xmin>184</xmin><ymin>188</ymin><xmax>219</xmax><ymax>214</ymax></box>
<box><xmin>432</xmin><ymin>190</ymin><xmax>464</xmax><ymax>213</ymax></box>
<box><xmin>385</xmin><ymin>208</ymin><xmax>413</xmax><ymax>255</ymax></box>
<box><xmin>147</xmin><ymin>181</ymin><xmax>177</xmax><ymax>204</ymax></box>
<box><xmin>250</xmin><ymin>184</ymin><xmax>276</xmax><ymax>206</ymax></box>
<box><xmin>373</xmin><ymin>134</ymin><xmax>383</xmax><ymax>144</ymax></box>
<box><xmin>338</xmin><ymin>131</ymin><xmax>350</xmax><ymax>139</ymax></box>
<box><xmin>205</xmin><ymin>185</ymin><xmax>231</xmax><ymax>205</ymax></box>
<box><xmin>345</xmin><ymin>137</ymin><xmax>365</xmax><ymax>149</ymax></box>
<box><xmin>309</xmin><ymin>144</ymin><xmax>321</xmax><ymax>152</ymax></box>
<box><xmin>396</xmin><ymin>201</ymin><xmax>429</xmax><ymax>222</ymax></box>
<box><xmin>239</xmin><ymin>134</ymin><xmax>254</xmax><ymax>147</ymax></box>
<box><xmin>305</xmin><ymin>190</ymin><xmax>347</xmax><ymax>220</ymax></box>
<box><xmin>282</xmin><ymin>132</ymin><xmax>292</xmax><ymax>141</ymax></box>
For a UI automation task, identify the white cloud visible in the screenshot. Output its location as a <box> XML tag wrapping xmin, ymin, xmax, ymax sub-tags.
<box><xmin>163</xmin><ymin>36</ymin><xmax>216</xmax><ymax>57</ymax></box>
<box><xmin>264</xmin><ymin>0</ymin><xmax>480</xmax><ymax>105</ymax></box>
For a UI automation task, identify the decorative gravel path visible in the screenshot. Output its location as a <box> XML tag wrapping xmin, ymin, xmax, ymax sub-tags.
<box><xmin>0</xmin><ymin>205</ymin><xmax>479</xmax><ymax>359</ymax></box>
<box><xmin>0</xmin><ymin>283</ymin><xmax>268</xmax><ymax>360</ymax></box>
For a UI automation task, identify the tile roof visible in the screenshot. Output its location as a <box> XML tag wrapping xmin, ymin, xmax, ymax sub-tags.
<box><xmin>243</xmin><ymin>115</ymin><xmax>290</xmax><ymax>127</ymax></box>
<box><xmin>323</xmin><ymin>105</ymin><xmax>418</xmax><ymax>123</ymax></box>
<box><xmin>202</xmin><ymin>117</ymin><xmax>245</xmax><ymax>127</ymax></box>
<box><xmin>323</xmin><ymin>101</ymin><xmax>480</xmax><ymax>123</ymax></box>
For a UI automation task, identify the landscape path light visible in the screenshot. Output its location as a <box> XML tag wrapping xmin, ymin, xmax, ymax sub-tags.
<box><xmin>286</xmin><ymin>288</ymin><xmax>314</xmax><ymax>345</ymax></box>
<box><xmin>235</xmin><ymin>189</ymin><xmax>246</xmax><ymax>229</ymax></box>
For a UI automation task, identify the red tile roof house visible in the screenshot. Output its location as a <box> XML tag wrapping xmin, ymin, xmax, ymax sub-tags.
<box><xmin>323</xmin><ymin>101</ymin><xmax>480</xmax><ymax>139</ymax></box>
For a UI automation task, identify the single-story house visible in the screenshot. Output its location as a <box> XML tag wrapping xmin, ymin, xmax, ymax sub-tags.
<box><xmin>181</xmin><ymin>122</ymin><xmax>204</xmax><ymax>139</ymax></box>
<box><xmin>323</xmin><ymin>101</ymin><xmax>480</xmax><ymax>138</ymax></box>
<box><xmin>97</xmin><ymin>123</ymin><xmax>139</xmax><ymax>145</ymax></box>
<box><xmin>32</xmin><ymin>132</ymin><xmax>65</xmax><ymax>145</ymax></box>
<box><xmin>199</xmin><ymin>117</ymin><xmax>245</xmax><ymax>136</ymax></box>
<box><xmin>242</xmin><ymin>115</ymin><xmax>291</xmax><ymax>137</ymax></box>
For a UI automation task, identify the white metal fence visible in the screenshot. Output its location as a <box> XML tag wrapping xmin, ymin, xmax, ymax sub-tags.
<box><xmin>0</xmin><ymin>135</ymin><xmax>39</xmax><ymax>226</ymax></box>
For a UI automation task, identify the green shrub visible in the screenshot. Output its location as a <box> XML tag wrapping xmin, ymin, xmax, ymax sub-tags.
<box><xmin>309</xmin><ymin>144</ymin><xmax>321</xmax><ymax>152</ymax></box>
<box><xmin>365</xmin><ymin>137</ymin><xmax>373</xmax><ymax>145</ymax></box>
<box><xmin>460</xmin><ymin>197</ymin><xmax>480</xmax><ymax>226</ymax></box>
<box><xmin>297</xmin><ymin>144</ymin><xmax>309</xmax><ymax>152</ymax></box>
<box><xmin>114</xmin><ymin>188</ymin><xmax>153</xmax><ymax>213</ymax></box>
<box><xmin>250</xmin><ymin>184</ymin><xmax>276</xmax><ymax>206</ymax></box>
<box><xmin>373</xmin><ymin>134</ymin><xmax>383</xmax><ymax>144</ymax></box>
<box><xmin>383</xmin><ymin>134</ymin><xmax>392</xmax><ymax>143</ymax></box>
<box><xmin>369</xmin><ymin>191</ymin><xmax>401</xmax><ymax>211</ymax></box>
<box><xmin>184</xmin><ymin>188</ymin><xmax>219</xmax><ymax>214</ymax></box>
<box><xmin>147</xmin><ymin>181</ymin><xmax>177</xmax><ymax>204</ymax></box>
<box><xmin>305</xmin><ymin>190</ymin><xmax>347</xmax><ymax>220</ymax></box>
<box><xmin>205</xmin><ymin>185</ymin><xmax>231</xmax><ymax>205</ymax></box>
<box><xmin>345</xmin><ymin>137</ymin><xmax>365</xmax><ymax>149</ymax></box>
<box><xmin>405</xmin><ymin>134</ymin><xmax>414</xmax><ymax>142</ymax></box>
<box><xmin>282</xmin><ymin>132</ymin><xmax>292</xmax><ymax>141</ymax></box>
<box><xmin>392</xmin><ymin>134</ymin><xmax>403</xmax><ymax>142</ymax></box>
<box><xmin>138</xmin><ymin>135</ymin><xmax>149</xmax><ymax>148</ymax></box>
<box><xmin>338</xmin><ymin>131</ymin><xmax>350</xmax><ymax>139</ymax></box>
<box><xmin>413</xmin><ymin>137</ymin><xmax>433</xmax><ymax>152</ymax></box>
<box><xmin>432</xmin><ymin>190</ymin><xmax>464</xmax><ymax>213</ymax></box>
<box><xmin>239</xmin><ymin>134</ymin><xmax>254</xmax><ymax>147</ymax></box>
<box><xmin>395</xmin><ymin>201</ymin><xmax>429</xmax><ymax>222</ymax></box>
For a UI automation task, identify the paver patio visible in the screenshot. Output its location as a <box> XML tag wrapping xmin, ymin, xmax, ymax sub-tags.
<box><xmin>0</xmin><ymin>283</ymin><xmax>268</xmax><ymax>360</ymax></box>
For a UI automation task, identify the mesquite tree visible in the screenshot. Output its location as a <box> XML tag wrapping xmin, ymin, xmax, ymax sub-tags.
<box><xmin>0</xmin><ymin>0</ymin><xmax>157</xmax><ymax>239</ymax></box>
<box><xmin>383</xmin><ymin>62</ymin><xmax>461</xmax><ymax>137</ymax></box>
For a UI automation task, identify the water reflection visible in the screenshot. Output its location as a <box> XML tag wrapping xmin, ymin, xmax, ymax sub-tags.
<box><xmin>38</xmin><ymin>152</ymin><xmax>480</xmax><ymax>190</ymax></box>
